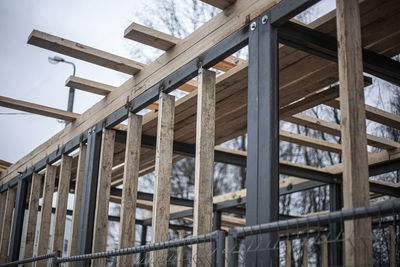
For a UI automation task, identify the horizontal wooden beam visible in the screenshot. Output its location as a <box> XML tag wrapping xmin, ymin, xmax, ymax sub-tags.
<box><xmin>28</xmin><ymin>30</ymin><xmax>145</xmax><ymax>75</ymax></box>
<box><xmin>124</xmin><ymin>22</ymin><xmax>245</xmax><ymax>72</ymax></box>
<box><xmin>66</xmin><ymin>76</ymin><xmax>116</xmax><ymax>96</ymax></box>
<box><xmin>0</xmin><ymin>96</ymin><xmax>80</xmax><ymax>121</ymax></box>
<box><xmin>200</xmin><ymin>0</ymin><xmax>236</xmax><ymax>9</ymax></box>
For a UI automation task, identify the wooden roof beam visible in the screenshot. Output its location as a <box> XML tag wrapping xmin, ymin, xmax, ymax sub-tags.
<box><xmin>0</xmin><ymin>96</ymin><xmax>80</xmax><ymax>121</ymax></box>
<box><xmin>28</xmin><ymin>30</ymin><xmax>145</xmax><ymax>75</ymax></box>
<box><xmin>124</xmin><ymin>22</ymin><xmax>245</xmax><ymax>72</ymax></box>
<box><xmin>200</xmin><ymin>0</ymin><xmax>236</xmax><ymax>9</ymax></box>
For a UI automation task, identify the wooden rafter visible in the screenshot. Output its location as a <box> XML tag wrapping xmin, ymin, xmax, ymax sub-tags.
<box><xmin>0</xmin><ymin>96</ymin><xmax>80</xmax><ymax>121</ymax></box>
<box><xmin>200</xmin><ymin>0</ymin><xmax>236</xmax><ymax>9</ymax></box>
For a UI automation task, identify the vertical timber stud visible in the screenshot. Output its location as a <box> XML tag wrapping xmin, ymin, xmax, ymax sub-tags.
<box><xmin>52</xmin><ymin>155</ymin><xmax>73</xmax><ymax>255</ymax></box>
<box><xmin>23</xmin><ymin>173</ymin><xmax>42</xmax><ymax>261</ymax></box>
<box><xmin>0</xmin><ymin>192</ymin><xmax>6</xmax><ymax>246</ymax></box>
<box><xmin>9</xmin><ymin>177</ymin><xmax>28</xmax><ymax>261</ymax></box>
<box><xmin>150</xmin><ymin>92</ymin><xmax>175</xmax><ymax>266</ymax></box>
<box><xmin>117</xmin><ymin>113</ymin><xmax>142</xmax><ymax>266</ymax></box>
<box><xmin>92</xmin><ymin>128</ymin><xmax>115</xmax><ymax>266</ymax></box>
<box><xmin>246</xmin><ymin>12</ymin><xmax>279</xmax><ymax>266</ymax></box>
<box><xmin>0</xmin><ymin>187</ymin><xmax>16</xmax><ymax>263</ymax></box>
<box><xmin>321</xmin><ymin>235</ymin><xmax>328</xmax><ymax>267</ymax></box>
<box><xmin>177</xmin><ymin>230</ymin><xmax>185</xmax><ymax>267</ymax></box>
<box><xmin>76</xmin><ymin>127</ymin><xmax>101</xmax><ymax>267</ymax></box>
<box><xmin>336</xmin><ymin>0</ymin><xmax>373</xmax><ymax>265</ymax></box>
<box><xmin>68</xmin><ymin>144</ymin><xmax>87</xmax><ymax>259</ymax></box>
<box><xmin>36</xmin><ymin>165</ymin><xmax>57</xmax><ymax>260</ymax></box>
<box><xmin>192</xmin><ymin>68</ymin><xmax>216</xmax><ymax>267</ymax></box>
<box><xmin>285</xmin><ymin>240</ymin><xmax>291</xmax><ymax>266</ymax></box>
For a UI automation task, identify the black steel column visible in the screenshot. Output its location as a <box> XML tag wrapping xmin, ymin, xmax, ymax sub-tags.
<box><xmin>76</xmin><ymin>126</ymin><xmax>102</xmax><ymax>267</ymax></box>
<box><xmin>139</xmin><ymin>225</ymin><xmax>147</xmax><ymax>266</ymax></box>
<box><xmin>246</xmin><ymin>12</ymin><xmax>280</xmax><ymax>266</ymax></box>
<box><xmin>212</xmin><ymin>211</ymin><xmax>222</xmax><ymax>266</ymax></box>
<box><xmin>8</xmin><ymin>176</ymin><xmax>28</xmax><ymax>261</ymax></box>
<box><xmin>328</xmin><ymin>183</ymin><xmax>343</xmax><ymax>266</ymax></box>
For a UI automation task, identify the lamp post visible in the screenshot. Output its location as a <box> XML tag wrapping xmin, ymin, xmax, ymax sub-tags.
<box><xmin>48</xmin><ymin>56</ymin><xmax>76</xmax><ymax>114</ymax></box>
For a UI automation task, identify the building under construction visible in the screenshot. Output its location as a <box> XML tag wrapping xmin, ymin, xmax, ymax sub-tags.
<box><xmin>0</xmin><ymin>0</ymin><xmax>399</xmax><ymax>266</ymax></box>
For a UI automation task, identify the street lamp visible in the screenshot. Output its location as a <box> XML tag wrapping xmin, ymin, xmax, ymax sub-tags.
<box><xmin>48</xmin><ymin>56</ymin><xmax>76</xmax><ymax>114</ymax></box>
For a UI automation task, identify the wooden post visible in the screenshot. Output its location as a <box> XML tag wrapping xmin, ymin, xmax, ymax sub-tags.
<box><xmin>150</xmin><ymin>93</ymin><xmax>175</xmax><ymax>266</ymax></box>
<box><xmin>92</xmin><ymin>129</ymin><xmax>115</xmax><ymax>266</ymax></box>
<box><xmin>52</xmin><ymin>155</ymin><xmax>73</xmax><ymax>255</ymax></box>
<box><xmin>0</xmin><ymin>192</ymin><xmax>7</xmax><ymax>246</ymax></box>
<box><xmin>321</xmin><ymin>235</ymin><xmax>328</xmax><ymax>267</ymax></box>
<box><xmin>336</xmin><ymin>0</ymin><xmax>373</xmax><ymax>265</ymax></box>
<box><xmin>23</xmin><ymin>173</ymin><xmax>42</xmax><ymax>261</ymax></box>
<box><xmin>36</xmin><ymin>165</ymin><xmax>57</xmax><ymax>258</ymax></box>
<box><xmin>117</xmin><ymin>114</ymin><xmax>142</xmax><ymax>267</ymax></box>
<box><xmin>0</xmin><ymin>187</ymin><xmax>17</xmax><ymax>263</ymax></box>
<box><xmin>302</xmin><ymin>238</ymin><xmax>308</xmax><ymax>267</ymax></box>
<box><xmin>389</xmin><ymin>225</ymin><xmax>396</xmax><ymax>267</ymax></box>
<box><xmin>68</xmin><ymin>144</ymin><xmax>87</xmax><ymax>261</ymax></box>
<box><xmin>177</xmin><ymin>230</ymin><xmax>185</xmax><ymax>267</ymax></box>
<box><xmin>225</xmin><ymin>236</ymin><xmax>229</xmax><ymax>267</ymax></box>
<box><xmin>285</xmin><ymin>240</ymin><xmax>291</xmax><ymax>267</ymax></box>
<box><xmin>192</xmin><ymin>68</ymin><xmax>216</xmax><ymax>267</ymax></box>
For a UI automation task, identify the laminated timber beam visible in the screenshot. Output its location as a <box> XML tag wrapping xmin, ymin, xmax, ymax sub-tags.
<box><xmin>0</xmin><ymin>96</ymin><xmax>80</xmax><ymax>121</ymax></box>
<box><xmin>28</xmin><ymin>30</ymin><xmax>145</xmax><ymax>75</ymax></box>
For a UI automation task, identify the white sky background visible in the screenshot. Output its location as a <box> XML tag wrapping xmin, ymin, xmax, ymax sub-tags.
<box><xmin>0</xmin><ymin>0</ymin><xmax>151</xmax><ymax>163</ymax></box>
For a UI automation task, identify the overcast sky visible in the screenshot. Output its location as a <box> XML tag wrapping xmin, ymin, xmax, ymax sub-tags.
<box><xmin>0</xmin><ymin>0</ymin><xmax>151</xmax><ymax>163</ymax></box>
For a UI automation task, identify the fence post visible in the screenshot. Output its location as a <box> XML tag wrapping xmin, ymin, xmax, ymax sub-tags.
<box><xmin>215</xmin><ymin>230</ymin><xmax>226</xmax><ymax>267</ymax></box>
<box><xmin>52</xmin><ymin>251</ymin><xmax>60</xmax><ymax>267</ymax></box>
<box><xmin>227</xmin><ymin>229</ymin><xmax>239</xmax><ymax>267</ymax></box>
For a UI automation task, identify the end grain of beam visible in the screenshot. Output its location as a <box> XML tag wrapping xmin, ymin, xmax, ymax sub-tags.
<box><xmin>66</xmin><ymin>76</ymin><xmax>116</xmax><ymax>96</ymax></box>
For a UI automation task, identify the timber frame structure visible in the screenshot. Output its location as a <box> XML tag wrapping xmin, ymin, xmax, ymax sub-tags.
<box><xmin>1</xmin><ymin>0</ymin><xmax>400</xmax><ymax>266</ymax></box>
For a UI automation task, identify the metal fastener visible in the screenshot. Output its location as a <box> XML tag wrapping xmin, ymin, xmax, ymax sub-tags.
<box><xmin>262</xmin><ymin>15</ymin><xmax>268</xmax><ymax>24</ymax></box>
<box><xmin>250</xmin><ymin>21</ymin><xmax>257</xmax><ymax>31</ymax></box>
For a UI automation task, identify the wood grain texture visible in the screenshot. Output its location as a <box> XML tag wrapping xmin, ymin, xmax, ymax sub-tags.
<box><xmin>0</xmin><ymin>96</ymin><xmax>80</xmax><ymax>121</ymax></box>
<box><xmin>336</xmin><ymin>0</ymin><xmax>372</xmax><ymax>264</ymax></box>
<box><xmin>52</xmin><ymin>155</ymin><xmax>72</xmax><ymax>255</ymax></box>
<box><xmin>285</xmin><ymin>240</ymin><xmax>291</xmax><ymax>267</ymax></box>
<box><xmin>0</xmin><ymin>187</ymin><xmax>16</xmax><ymax>263</ymax></box>
<box><xmin>321</xmin><ymin>235</ymin><xmax>328</xmax><ymax>267</ymax></box>
<box><xmin>23</xmin><ymin>173</ymin><xmax>42</xmax><ymax>260</ymax></box>
<box><xmin>68</xmin><ymin>144</ymin><xmax>87</xmax><ymax>258</ymax></box>
<box><xmin>177</xmin><ymin>230</ymin><xmax>185</xmax><ymax>267</ymax></box>
<box><xmin>66</xmin><ymin>76</ymin><xmax>116</xmax><ymax>96</ymax></box>
<box><xmin>28</xmin><ymin>30</ymin><xmax>145</xmax><ymax>75</ymax></box>
<box><xmin>150</xmin><ymin>93</ymin><xmax>175</xmax><ymax>267</ymax></box>
<box><xmin>200</xmin><ymin>0</ymin><xmax>236</xmax><ymax>9</ymax></box>
<box><xmin>92</xmin><ymin>129</ymin><xmax>115</xmax><ymax>266</ymax></box>
<box><xmin>36</xmin><ymin>165</ymin><xmax>57</xmax><ymax>258</ymax></box>
<box><xmin>192</xmin><ymin>69</ymin><xmax>216</xmax><ymax>266</ymax></box>
<box><xmin>0</xmin><ymin>192</ymin><xmax>6</xmax><ymax>248</ymax></box>
<box><xmin>117</xmin><ymin>114</ymin><xmax>142</xmax><ymax>266</ymax></box>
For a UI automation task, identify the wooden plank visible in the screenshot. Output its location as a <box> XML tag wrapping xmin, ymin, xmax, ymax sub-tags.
<box><xmin>150</xmin><ymin>93</ymin><xmax>175</xmax><ymax>266</ymax></box>
<box><xmin>117</xmin><ymin>114</ymin><xmax>142</xmax><ymax>266</ymax></box>
<box><xmin>68</xmin><ymin>144</ymin><xmax>87</xmax><ymax>258</ymax></box>
<box><xmin>200</xmin><ymin>0</ymin><xmax>235</xmax><ymax>9</ymax></box>
<box><xmin>0</xmin><ymin>187</ymin><xmax>16</xmax><ymax>263</ymax></box>
<box><xmin>302</xmin><ymin>238</ymin><xmax>308</xmax><ymax>266</ymax></box>
<box><xmin>285</xmin><ymin>240</ymin><xmax>291</xmax><ymax>266</ymax></box>
<box><xmin>336</xmin><ymin>0</ymin><xmax>372</xmax><ymax>265</ymax></box>
<box><xmin>124</xmin><ymin>22</ymin><xmax>181</xmax><ymax>51</ymax></box>
<box><xmin>23</xmin><ymin>172</ymin><xmax>42</xmax><ymax>260</ymax></box>
<box><xmin>36</xmin><ymin>165</ymin><xmax>57</xmax><ymax>258</ymax></box>
<box><xmin>28</xmin><ymin>30</ymin><xmax>145</xmax><ymax>75</ymax></box>
<box><xmin>389</xmin><ymin>225</ymin><xmax>395</xmax><ymax>267</ymax></box>
<box><xmin>0</xmin><ymin>96</ymin><xmax>80</xmax><ymax>121</ymax></box>
<box><xmin>192</xmin><ymin>69</ymin><xmax>216</xmax><ymax>266</ymax></box>
<box><xmin>0</xmin><ymin>192</ymin><xmax>6</xmax><ymax>246</ymax></box>
<box><xmin>92</xmin><ymin>129</ymin><xmax>115</xmax><ymax>266</ymax></box>
<box><xmin>66</xmin><ymin>76</ymin><xmax>116</xmax><ymax>96</ymax></box>
<box><xmin>51</xmin><ymin>155</ymin><xmax>72</xmax><ymax>255</ymax></box>
<box><xmin>321</xmin><ymin>235</ymin><xmax>328</xmax><ymax>267</ymax></box>
<box><xmin>325</xmin><ymin>99</ymin><xmax>400</xmax><ymax>130</ymax></box>
<box><xmin>177</xmin><ymin>230</ymin><xmax>185</xmax><ymax>267</ymax></box>
<box><xmin>285</xmin><ymin>114</ymin><xmax>400</xmax><ymax>150</ymax></box>
<box><xmin>124</xmin><ymin>22</ymin><xmax>243</xmax><ymax>72</ymax></box>
<box><xmin>279</xmin><ymin>129</ymin><xmax>342</xmax><ymax>154</ymax></box>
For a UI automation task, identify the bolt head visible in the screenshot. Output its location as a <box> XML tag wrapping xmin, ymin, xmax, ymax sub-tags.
<box><xmin>262</xmin><ymin>15</ymin><xmax>268</xmax><ymax>24</ymax></box>
<box><xmin>250</xmin><ymin>21</ymin><xmax>257</xmax><ymax>31</ymax></box>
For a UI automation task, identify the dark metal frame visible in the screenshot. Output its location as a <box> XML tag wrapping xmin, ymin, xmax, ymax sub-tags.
<box><xmin>2</xmin><ymin>0</ymin><xmax>400</xmax><ymax>264</ymax></box>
